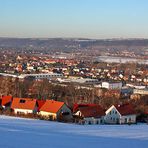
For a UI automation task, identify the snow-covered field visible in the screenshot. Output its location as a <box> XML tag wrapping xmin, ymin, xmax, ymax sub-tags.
<box><xmin>0</xmin><ymin>116</ymin><xmax>148</xmax><ymax>148</ymax></box>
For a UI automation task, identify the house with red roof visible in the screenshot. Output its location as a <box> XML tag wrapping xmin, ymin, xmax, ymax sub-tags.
<box><xmin>36</xmin><ymin>100</ymin><xmax>46</xmax><ymax>112</ymax></box>
<box><xmin>73</xmin><ymin>104</ymin><xmax>105</xmax><ymax>125</ymax></box>
<box><xmin>11</xmin><ymin>98</ymin><xmax>38</xmax><ymax>114</ymax></box>
<box><xmin>73</xmin><ymin>103</ymin><xmax>98</xmax><ymax>112</ymax></box>
<box><xmin>104</xmin><ymin>103</ymin><xmax>137</xmax><ymax>124</ymax></box>
<box><xmin>39</xmin><ymin>100</ymin><xmax>72</xmax><ymax>120</ymax></box>
<box><xmin>0</xmin><ymin>96</ymin><xmax>13</xmax><ymax>109</ymax></box>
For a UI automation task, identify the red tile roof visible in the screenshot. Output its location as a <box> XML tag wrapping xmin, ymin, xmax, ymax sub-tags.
<box><xmin>115</xmin><ymin>104</ymin><xmax>136</xmax><ymax>116</ymax></box>
<box><xmin>79</xmin><ymin>105</ymin><xmax>105</xmax><ymax>118</ymax></box>
<box><xmin>11</xmin><ymin>98</ymin><xmax>37</xmax><ymax>110</ymax></box>
<box><xmin>40</xmin><ymin>100</ymin><xmax>64</xmax><ymax>113</ymax></box>
<box><xmin>74</xmin><ymin>104</ymin><xmax>105</xmax><ymax>118</ymax></box>
<box><xmin>73</xmin><ymin>103</ymin><xmax>98</xmax><ymax>112</ymax></box>
<box><xmin>0</xmin><ymin>96</ymin><xmax>13</xmax><ymax>106</ymax></box>
<box><xmin>36</xmin><ymin>100</ymin><xmax>46</xmax><ymax>111</ymax></box>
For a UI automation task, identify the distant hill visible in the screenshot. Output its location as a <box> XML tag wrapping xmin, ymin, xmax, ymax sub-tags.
<box><xmin>0</xmin><ymin>37</ymin><xmax>148</xmax><ymax>51</ymax></box>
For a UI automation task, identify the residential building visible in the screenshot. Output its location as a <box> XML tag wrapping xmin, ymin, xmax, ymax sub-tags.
<box><xmin>102</xmin><ymin>81</ymin><xmax>122</xmax><ymax>90</ymax></box>
<box><xmin>0</xmin><ymin>96</ymin><xmax>13</xmax><ymax>109</ymax></box>
<box><xmin>11</xmin><ymin>98</ymin><xmax>38</xmax><ymax>114</ymax></box>
<box><xmin>19</xmin><ymin>73</ymin><xmax>63</xmax><ymax>80</ymax></box>
<box><xmin>133</xmin><ymin>89</ymin><xmax>148</xmax><ymax>95</ymax></box>
<box><xmin>104</xmin><ymin>104</ymin><xmax>136</xmax><ymax>124</ymax></box>
<box><xmin>39</xmin><ymin>100</ymin><xmax>72</xmax><ymax>120</ymax></box>
<box><xmin>73</xmin><ymin>104</ymin><xmax>105</xmax><ymax>125</ymax></box>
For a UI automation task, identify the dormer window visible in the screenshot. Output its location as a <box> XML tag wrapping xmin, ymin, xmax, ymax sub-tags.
<box><xmin>20</xmin><ymin>100</ymin><xmax>26</xmax><ymax>103</ymax></box>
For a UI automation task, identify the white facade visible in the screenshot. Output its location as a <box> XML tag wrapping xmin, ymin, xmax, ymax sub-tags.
<box><xmin>40</xmin><ymin>104</ymin><xmax>72</xmax><ymax>120</ymax></box>
<box><xmin>14</xmin><ymin>108</ymin><xmax>37</xmax><ymax>114</ymax></box>
<box><xmin>58</xmin><ymin>78</ymin><xmax>98</xmax><ymax>84</ymax></box>
<box><xmin>74</xmin><ymin>110</ymin><xmax>104</xmax><ymax>125</ymax></box>
<box><xmin>120</xmin><ymin>115</ymin><xmax>136</xmax><ymax>124</ymax></box>
<box><xmin>0</xmin><ymin>73</ymin><xmax>18</xmax><ymax>78</ymax></box>
<box><xmin>83</xmin><ymin>117</ymin><xmax>104</xmax><ymax>125</ymax></box>
<box><xmin>39</xmin><ymin>111</ymin><xmax>57</xmax><ymax>120</ymax></box>
<box><xmin>133</xmin><ymin>89</ymin><xmax>148</xmax><ymax>95</ymax></box>
<box><xmin>19</xmin><ymin>73</ymin><xmax>63</xmax><ymax>80</ymax></box>
<box><xmin>102</xmin><ymin>82</ymin><xmax>122</xmax><ymax>90</ymax></box>
<box><xmin>105</xmin><ymin>106</ymin><xmax>121</xmax><ymax>124</ymax></box>
<box><xmin>105</xmin><ymin>105</ymin><xmax>136</xmax><ymax>124</ymax></box>
<box><xmin>0</xmin><ymin>72</ymin><xmax>63</xmax><ymax>80</ymax></box>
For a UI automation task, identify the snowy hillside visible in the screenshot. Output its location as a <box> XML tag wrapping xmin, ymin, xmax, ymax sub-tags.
<box><xmin>0</xmin><ymin>115</ymin><xmax>148</xmax><ymax>148</ymax></box>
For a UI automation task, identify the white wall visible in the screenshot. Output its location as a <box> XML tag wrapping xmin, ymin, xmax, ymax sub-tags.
<box><xmin>39</xmin><ymin>111</ymin><xmax>57</xmax><ymax>119</ymax></box>
<box><xmin>40</xmin><ymin>104</ymin><xmax>72</xmax><ymax>120</ymax></box>
<box><xmin>102</xmin><ymin>82</ymin><xmax>122</xmax><ymax>89</ymax></box>
<box><xmin>102</xmin><ymin>82</ymin><xmax>109</xmax><ymax>89</ymax></box>
<box><xmin>14</xmin><ymin>109</ymin><xmax>35</xmax><ymax>114</ymax></box>
<box><xmin>75</xmin><ymin>111</ymin><xmax>82</xmax><ymax>116</ymax></box>
<box><xmin>121</xmin><ymin>115</ymin><xmax>136</xmax><ymax>124</ymax></box>
<box><xmin>74</xmin><ymin>111</ymin><xmax>104</xmax><ymax>125</ymax></box>
<box><xmin>133</xmin><ymin>89</ymin><xmax>148</xmax><ymax>95</ymax></box>
<box><xmin>105</xmin><ymin>106</ymin><xmax>121</xmax><ymax>124</ymax></box>
<box><xmin>84</xmin><ymin>117</ymin><xmax>104</xmax><ymax>125</ymax></box>
<box><xmin>105</xmin><ymin>105</ymin><xmax>136</xmax><ymax>124</ymax></box>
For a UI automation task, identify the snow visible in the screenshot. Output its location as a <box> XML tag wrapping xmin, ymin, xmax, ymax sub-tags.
<box><xmin>0</xmin><ymin>116</ymin><xmax>148</xmax><ymax>148</ymax></box>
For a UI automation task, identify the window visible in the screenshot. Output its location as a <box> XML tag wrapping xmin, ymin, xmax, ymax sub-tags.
<box><xmin>62</xmin><ymin>112</ymin><xmax>70</xmax><ymax>115</ymax></box>
<box><xmin>49</xmin><ymin>115</ymin><xmax>54</xmax><ymax>121</ymax></box>
<box><xmin>125</xmin><ymin>118</ymin><xmax>127</xmax><ymax>123</ymax></box>
<box><xmin>79</xmin><ymin>112</ymin><xmax>81</xmax><ymax>116</ymax></box>
<box><xmin>17</xmin><ymin>111</ymin><xmax>24</xmax><ymax>115</ymax></box>
<box><xmin>20</xmin><ymin>100</ymin><xmax>26</xmax><ymax>103</ymax></box>
<box><xmin>88</xmin><ymin>121</ymin><xmax>91</xmax><ymax>125</ymax></box>
<box><xmin>116</xmin><ymin>118</ymin><xmax>119</xmax><ymax>123</ymax></box>
<box><xmin>110</xmin><ymin>117</ymin><xmax>112</xmax><ymax>120</ymax></box>
<box><xmin>115</xmin><ymin>111</ymin><xmax>117</xmax><ymax>114</ymax></box>
<box><xmin>110</xmin><ymin>111</ymin><xmax>111</xmax><ymax>115</ymax></box>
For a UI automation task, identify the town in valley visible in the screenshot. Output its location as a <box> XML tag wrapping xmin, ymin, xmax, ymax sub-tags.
<box><xmin>0</xmin><ymin>38</ymin><xmax>148</xmax><ymax>125</ymax></box>
<box><xmin>1</xmin><ymin>0</ymin><xmax>148</xmax><ymax>147</ymax></box>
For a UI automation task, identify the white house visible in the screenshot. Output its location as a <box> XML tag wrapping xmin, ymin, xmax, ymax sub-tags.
<box><xmin>18</xmin><ymin>73</ymin><xmax>63</xmax><ymax>80</ymax></box>
<box><xmin>39</xmin><ymin>100</ymin><xmax>72</xmax><ymax>121</ymax></box>
<box><xmin>133</xmin><ymin>89</ymin><xmax>148</xmax><ymax>95</ymax></box>
<box><xmin>102</xmin><ymin>81</ymin><xmax>122</xmax><ymax>90</ymax></box>
<box><xmin>73</xmin><ymin>104</ymin><xmax>105</xmax><ymax>125</ymax></box>
<box><xmin>58</xmin><ymin>77</ymin><xmax>98</xmax><ymax>84</ymax></box>
<box><xmin>104</xmin><ymin>104</ymin><xmax>136</xmax><ymax>124</ymax></box>
<box><xmin>11</xmin><ymin>98</ymin><xmax>38</xmax><ymax>114</ymax></box>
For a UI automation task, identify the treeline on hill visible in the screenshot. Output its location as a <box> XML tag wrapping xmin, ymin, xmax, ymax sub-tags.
<box><xmin>1</xmin><ymin>38</ymin><xmax>148</xmax><ymax>51</ymax></box>
<box><xmin>0</xmin><ymin>76</ymin><xmax>148</xmax><ymax>115</ymax></box>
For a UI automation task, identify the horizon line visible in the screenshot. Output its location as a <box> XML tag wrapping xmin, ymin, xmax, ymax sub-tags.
<box><xmin>0</xmin><ymin>36</ymin><xmax>148</xmax><ymax>40</ymax></box>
